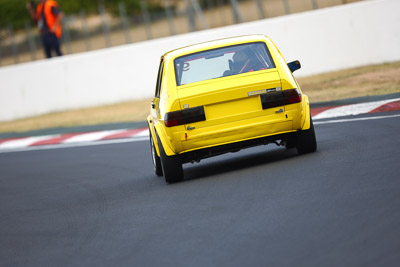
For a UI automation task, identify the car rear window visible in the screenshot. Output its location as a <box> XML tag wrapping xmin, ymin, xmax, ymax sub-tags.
<box><xmin>174</xmin><ymin>42</ymin><xmax>275</xmax><ymax>86</ymax></box>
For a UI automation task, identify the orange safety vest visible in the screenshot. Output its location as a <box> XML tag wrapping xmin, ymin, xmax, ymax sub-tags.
<box><xmin>36</xmin><ymin>0</ymin><xmax>62</xmax><ymax>38</ymax></box>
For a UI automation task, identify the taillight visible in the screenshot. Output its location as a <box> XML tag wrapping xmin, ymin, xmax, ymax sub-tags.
<box><xmin>164</xmin><ymin>106</ymin><xmax>206</xmax><ymax>127</ymax></box>
<box><xmin>261</xmin><ymin>89</ymin><xmax>301</xmax><ymax>109</ymax></box>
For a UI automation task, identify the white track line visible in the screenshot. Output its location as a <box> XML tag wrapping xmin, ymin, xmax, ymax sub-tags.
<box><xmin>314</xmin><ymin>114</ymin><xmax>400</xmax><ymax>125</ymax></box>
<box><xmin>313</xmin><ymin>98</ymin><xmax>400</xmax><ymax>120</ymax></box>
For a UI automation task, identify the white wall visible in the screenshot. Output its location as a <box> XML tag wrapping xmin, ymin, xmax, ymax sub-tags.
<box><xmin>1</xmin><ymin>0</ymin><xmax>399</xmax><ymax>121</ymax></box>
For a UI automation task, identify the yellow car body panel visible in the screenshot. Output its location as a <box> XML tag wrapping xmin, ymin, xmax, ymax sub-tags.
<box><xmin>149</xmin><ymin>35</ymin><xmax>311</xmax><ymax>158</ymax></box>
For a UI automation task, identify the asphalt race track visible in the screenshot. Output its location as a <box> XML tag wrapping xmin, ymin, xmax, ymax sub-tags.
<box><xmin>1</xmin><ymin>111</ymin><xmax>400</xmax><ymax>267</ymax></box>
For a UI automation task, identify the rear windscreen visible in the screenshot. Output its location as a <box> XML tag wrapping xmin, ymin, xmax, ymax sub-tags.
<box><xmin>174</xmin><ymin>42</ymin><xmax>275</xmax><ymax>86</ymax></box>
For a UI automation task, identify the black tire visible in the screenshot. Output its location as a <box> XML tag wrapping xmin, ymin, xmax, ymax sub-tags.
<box><xmin>149</xmin><ymin>130</ymin><xmax>163</xmax><ymax>176</ymax></box>
<box><xmin>296</xmin><ymin>117</ymin><xmax>317</xmax><ymax>155</ymax></box>
<box><xmin>156</xmin><ymin>134</ymin><xmax>184</xmax><ymax>184</ymax></box>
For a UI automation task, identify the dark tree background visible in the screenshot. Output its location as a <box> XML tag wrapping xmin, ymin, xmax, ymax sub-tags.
<box><xmin>0</xmin><ymin>0</ymin><xmax>166</xmax><ymax>29</ymax></box>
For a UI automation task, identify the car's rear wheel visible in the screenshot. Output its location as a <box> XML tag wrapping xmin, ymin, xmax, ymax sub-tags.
<box><xmin>149</xmin><ymin>130</ymin><xmax>163</xmax><ymax>176</ymax></box>
<box><xmin>296</xmin><ymin>117</ymin><xmax>317</xmax><ymax>155</ymax></box>
<box><xmin>156</xmin><ymin>134</ymin><xmax>184</xmax><ymax>184</ymax></box>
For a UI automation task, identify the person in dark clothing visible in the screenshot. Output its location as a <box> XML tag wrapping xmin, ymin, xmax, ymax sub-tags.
<box><xmin>27</xmin><ymin>0</ymin><xmax>64</xmax><ymax>58</ymax></box>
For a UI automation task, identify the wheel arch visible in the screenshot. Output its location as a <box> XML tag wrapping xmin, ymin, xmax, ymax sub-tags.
<box><xmin>301</xmin><ymin>94</ymin><xmax>311</xmax><ymax>131</ymax></box>
<box><xmin>147</xmin><ymin>115</ymin><xmax>176</xmax><ymax>157</ymax></box>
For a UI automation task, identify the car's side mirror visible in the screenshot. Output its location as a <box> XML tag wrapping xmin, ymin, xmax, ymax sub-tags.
<box><xmin>288</xmin><ymin>60</ymin><xmax>301</xmax><ymax>73</ymax></box>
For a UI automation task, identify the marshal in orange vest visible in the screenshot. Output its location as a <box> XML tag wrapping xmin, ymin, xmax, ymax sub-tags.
<box><xmin>35</xmin><ymin>0</ymin><xmax>62</xmax><ymax>39</ymax></box>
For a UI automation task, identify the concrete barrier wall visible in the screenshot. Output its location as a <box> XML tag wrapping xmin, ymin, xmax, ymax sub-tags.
<box><xmin>1</xmin><ymin>0</ymin><xmax>399</xmax><ymax>121</ymax></box>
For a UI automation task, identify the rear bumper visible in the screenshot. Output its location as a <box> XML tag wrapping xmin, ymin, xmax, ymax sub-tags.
<box><xmin>180</xmin><ymin>131</ymin><xmax>296</xmax><ymax>163</ymax></box>
<box><xmin>182</xmin><ymin>116</ymin><xmax>293</xmax><ymax>152</ymax></box>
<box><xmin>154</xmin><ymin>101</ymin><xmax>307</xmax><ymax>157</ymax></box>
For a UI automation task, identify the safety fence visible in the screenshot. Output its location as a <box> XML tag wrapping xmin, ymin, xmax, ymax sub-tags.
<box><xmin>0</xmin><ymin>0</ymin><xmax>359</xmax><ymax>67</ymax></box>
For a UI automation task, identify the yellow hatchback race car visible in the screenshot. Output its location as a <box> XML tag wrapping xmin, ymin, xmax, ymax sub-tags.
<box><xmin>148</xmin><ymin>35</ymin><xmax>317</xmax><ymax>183</ymax></box>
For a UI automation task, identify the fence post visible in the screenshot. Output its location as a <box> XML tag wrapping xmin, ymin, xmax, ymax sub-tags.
<box><xmin>140</xmin><ymin>0</ymin><xmax>153</xmax><ymax>40</ymax></box>
<box><xmin>79</xmin><ymin>10</ymin><xmax>91</xmax><ymax>51</ymax></box>
<box><xmin>311</xmin><ymin>0</ymin><xmax>318</xmax><ymax>9</ymax></box>
<box><xmin>184</xmin><ymin>0</ymin><xmax>197</xmax><ymax>32</ymax></box>
<box><xmin>25</xmin><ymin>20</ymin><xmax>37</xmax><ymax>61</ymax></box>
<box><xmin>62</xmin><ymin>17</ymin><xmax>72</xmax><ymax>54</ymax></box>
<box><xmin>118</xmin><ymin>2</ymin><xmax>131</xmax><ymax>44</ymax></box>
<box><xmin>99</xmin><ymin>2</ymin><xmax>112</xmax><ymax>47</ymax></box>
<box><xmin>283</xmin><ymin>0</ymin><xmax>291</xmax><ymax>15</ymax></box>
<box><xmin>164</xmin><ymin>0</ymin><xmax>176</xmax><ymax>35</ymax></box>
<box><xmin>8</xmin><ymin>24</ymin><xmax>19</xmax><ymax>64</ymax></box>
<box><xmin>255</xmin><ymin>0</ymin><xmax>266</xmax><ymax>19</ymax></box>
<box><xmin>190</xmin><ymin>0</ymin><xmax>209</xmax><ymax>29</ymax></box>
<box><xmin>229</xmin><ymin>0</ymin><xmax>244</xmax><ymax>23</ymax></box>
